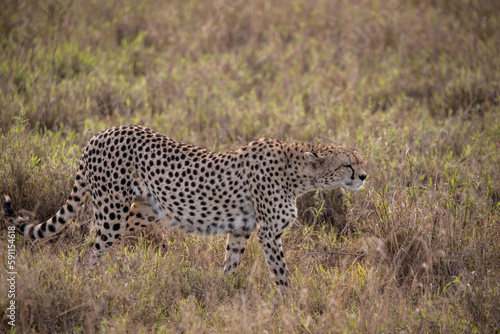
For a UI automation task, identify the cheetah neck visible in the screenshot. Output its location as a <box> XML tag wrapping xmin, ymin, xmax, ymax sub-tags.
<box><xmin>282</xmin><ymin>141</ymin><xmax>322</xmax><ymax>197</ymax></box>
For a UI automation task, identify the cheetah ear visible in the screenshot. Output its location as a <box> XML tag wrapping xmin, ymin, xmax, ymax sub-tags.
<box><xmin>304</xmin><ymin>152</ymin><xmax>322</xmax><ymax>165</ymax></box>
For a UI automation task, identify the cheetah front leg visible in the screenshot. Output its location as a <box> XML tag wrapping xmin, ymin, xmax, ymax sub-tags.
<box><xmin>257</xmin><ymin>226</ymin><xmax>291</xmax><ymax>287</ymax></box>
<box><xmin>224</xmin><ymin>233</ymin><xmax>250</xmax><ymax>275</ymax></box>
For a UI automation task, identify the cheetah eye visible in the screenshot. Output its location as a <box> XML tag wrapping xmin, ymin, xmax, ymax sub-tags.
<box><xmin>342</xmin><ymin>162</ymin><xmax>351</xmax><ymax>167</ymax></box>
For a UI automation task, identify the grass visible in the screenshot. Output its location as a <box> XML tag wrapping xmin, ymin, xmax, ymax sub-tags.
<box><xmin>1</xmin><ymin>0</ymin><xmax>500</xmax><ymax>332</ymax></box>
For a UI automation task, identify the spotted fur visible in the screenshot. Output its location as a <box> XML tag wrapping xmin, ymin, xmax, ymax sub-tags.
<box><xmin>3</xmin><ymin>125</ymin><xmax>367</xmax><ymax>286</ymax></box>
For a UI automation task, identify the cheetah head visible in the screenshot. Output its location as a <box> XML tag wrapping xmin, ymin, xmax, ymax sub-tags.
<box><xmin>304</xmin><ymin>148</ymin><xmax>367</xmax><ymax>191</ymax></box>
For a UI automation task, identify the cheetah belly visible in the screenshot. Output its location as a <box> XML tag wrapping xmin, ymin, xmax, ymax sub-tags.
<box><xmin>161</xmin><ymin>201</ymin><xmax>257</xmax><ymax>235</ymax></box>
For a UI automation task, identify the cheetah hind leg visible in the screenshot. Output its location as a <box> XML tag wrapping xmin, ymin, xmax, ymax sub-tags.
<box><xmin>124</xmin><ymin>196</ymin><xmax>162</xmax><ymax>234</ymax></box>
<box><xmin>125</xmin><ymin>168</ymin><xmax>163</xmax><ymax>234</ymax></box>
<box><xmin>88</xmin><ymin>196</ymin><xmax>162</xmax><ymax>270</ymax></box>
<box><xmin>90</xmin><ymin>198</ymin><xmax>129</xmax><ymax>270</ymax></box>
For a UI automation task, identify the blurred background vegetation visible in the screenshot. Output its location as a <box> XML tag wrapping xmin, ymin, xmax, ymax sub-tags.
<box><xmin>1</xmin><ymin>0</ymin><xmax>499</xmax><ymax>332</ymax></box>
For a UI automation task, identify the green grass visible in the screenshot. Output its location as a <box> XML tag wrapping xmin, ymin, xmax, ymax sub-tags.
<box><xmin>1</xmin><ymin>0</ymin><xmax>500</xmax><ymax>332</ymax></box>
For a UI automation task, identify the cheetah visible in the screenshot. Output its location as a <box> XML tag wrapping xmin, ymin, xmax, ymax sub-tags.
<box><xmin>3</xmin><ymin>125</ymin><xmax>367</xmax><ymax>286</ymax></box>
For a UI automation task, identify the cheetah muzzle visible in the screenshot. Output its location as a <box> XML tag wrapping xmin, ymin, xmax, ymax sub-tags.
<box><xmin>3</xmin><ymin>125</ymin><xmax>367</xmax><ymax>287</ymax></box>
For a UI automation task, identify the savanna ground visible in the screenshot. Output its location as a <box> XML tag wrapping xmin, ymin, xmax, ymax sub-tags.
<box><xmin>1</xmin><ymin>0</ymin><xmax>500</xmax><ymax>332</ymax></box>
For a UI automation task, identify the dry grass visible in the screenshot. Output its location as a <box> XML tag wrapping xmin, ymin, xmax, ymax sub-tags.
<box><xmin>1</xmin><ymin>0</ymin><xmax>500</xmax><ymax>332</ymax></box>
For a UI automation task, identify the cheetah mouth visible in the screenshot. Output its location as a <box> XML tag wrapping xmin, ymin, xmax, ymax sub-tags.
<box><xmin>344</xmin><ymin>181</ymin><xmax>364</xmax><ymax>190</ymax></box>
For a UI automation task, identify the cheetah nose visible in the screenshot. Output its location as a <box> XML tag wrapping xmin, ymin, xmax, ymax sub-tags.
<box><xmin>359</xmin><ymin>174</ymin><xmax>367</xmax><ymax>181</ymax></box>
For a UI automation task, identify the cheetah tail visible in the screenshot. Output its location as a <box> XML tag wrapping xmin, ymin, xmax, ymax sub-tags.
<box><xmin>2</xmin><ymin>166</ymin><xmax>88</xmax><ymax>241</ymax></box>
